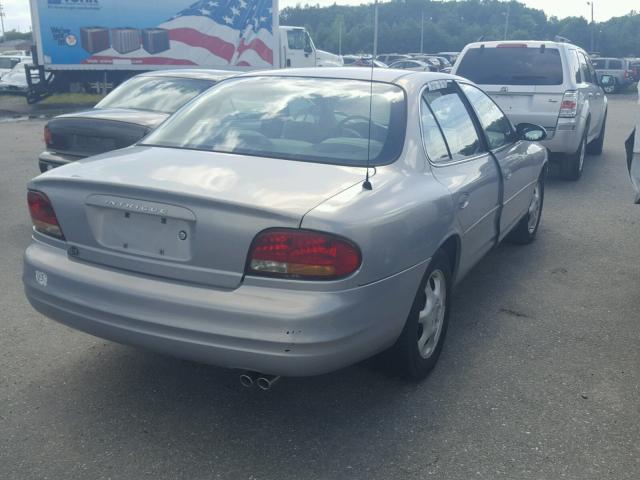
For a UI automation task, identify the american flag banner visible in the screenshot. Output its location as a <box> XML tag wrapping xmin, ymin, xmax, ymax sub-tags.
<box><xmin>83</xmin><ymin>0</ymin><xmax>275</xmax><ymax>67</ymax></box>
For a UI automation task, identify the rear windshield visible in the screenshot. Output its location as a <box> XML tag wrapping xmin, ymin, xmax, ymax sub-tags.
<box><xmin>142</xmin><ymin>76</ymin><xmax>407</xmax><ymax>167</ymax></box>
<box><xmin>457</xmin><ymin>47</ymin><xmax>564</xmax><ymax>85</ymax></box>
<box><xmin>96</xmin><ymin>76</ymin><xmax>216</xmax><ymax>113</ymax></box>
<box><xmin>592</xmin><ymin>58</ymin><xmax>607</xmax><ymax>69</ymax></box>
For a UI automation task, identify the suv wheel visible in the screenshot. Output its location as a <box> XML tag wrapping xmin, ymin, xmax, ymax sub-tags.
<box><xmin>587</xmin><ymin>111</ymin><xmax>607</xmax><ymax>155</ymax></box>
<box><xmin>561</xmin><ymin>127</ymin><xmax>588</xmax><ymax>181</ymax></box>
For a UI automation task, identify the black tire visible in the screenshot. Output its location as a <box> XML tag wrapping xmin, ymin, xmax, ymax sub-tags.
<box><xmin>506</xmin><ymin>175</ymin><xmax>545</xmax><ymax>245</ymax></box>
<box><xmin>561</xmin><ymin>127</ymin><xmax>588</xmax><ymax>181</ymax></box>
<box><xmin>388</xmin><ymin>249</ymin><xmax>452</xmax><ymax>381</ymax></box>
<box><xmin>587</xmin><ymin>111</ymin><xmax>607</xmax><ymax>155</ymax></box>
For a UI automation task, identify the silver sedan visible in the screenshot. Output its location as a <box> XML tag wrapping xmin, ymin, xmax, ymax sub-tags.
<box><xmin>23</xmin><ymin>68</ymin><xmax>547</xmax><ymax>382</ymax></box>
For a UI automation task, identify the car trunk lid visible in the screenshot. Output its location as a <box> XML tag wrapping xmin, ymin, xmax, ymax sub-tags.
<box><xmin>31</xmin><ymin>146</ymin><xmax>367</xmax><ymax>289</ymax></box>
<box><xmin>46</xmin><ymin>108</ymin><xmax>168</xmax><ymax>158</ymax></box>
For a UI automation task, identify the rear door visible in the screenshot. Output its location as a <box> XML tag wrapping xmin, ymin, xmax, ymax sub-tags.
<box><xmin>577</xmin><ymin>51</ymin><xmax>604</xmax><ymax>138</ymax></box>
<box><xmin>455</xmin><ymin>45</ymin><xmax>565</xmax><ymax>132</ymax></box>
<box><xmin>421</xmin><ymin>80</ymin><xmax>501</xmax><ymax>272</ymax></box>
<box><xmin>459</xmin><ymin>82</ymin><xmax>538</xmax><ymax>236</ymax></box>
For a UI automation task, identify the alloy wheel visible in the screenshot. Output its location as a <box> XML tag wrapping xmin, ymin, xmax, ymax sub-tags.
<box><xmin>417</xmin><ymin>270</ymin><xmax>446</xmax><ymax>359</ymax></box>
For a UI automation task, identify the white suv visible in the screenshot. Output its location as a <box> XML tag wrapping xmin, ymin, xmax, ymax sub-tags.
<box><xmin>452</xmin><ymin>40</ymin><xmax>607</xmax><ymax>180</ymax></box>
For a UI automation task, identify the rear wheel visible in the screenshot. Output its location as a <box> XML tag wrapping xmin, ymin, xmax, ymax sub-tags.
<box><xmin>389</xmin><ymin>250</ymin><xmax>451</xmax><ymax>381</ymax></box>
<box><xmin>587</xmin><ymin>111</ymin><xmax>607</xmax><ymax>155</ymax></box>
<box><xmin>507</xmin><ymin>176</ymin><xmax>544</xmax><ymax>245</ymax></box>
<box><xmin>561</xmin><ymin>127</ymin><xmax>588</xmax><ymax>181</ymax></box>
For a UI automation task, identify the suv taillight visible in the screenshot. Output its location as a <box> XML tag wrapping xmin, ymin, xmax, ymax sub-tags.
<box><xmin>559</xmin><ymin>91</ymin><xmax>578</xmax><ymax>118</ymax></box>
<box><xmin>28</xmin><ymin>190</ymin><xmax>64</xmax><ymax>239</ymax></box>
<box><xmin>624</xmin><ymin>70</ymin><xmax>632</xmax><ymax>79</ymax></box>
<box><xmin>43</xmin><ymin>125</ymin><xmax>52</xmax><ymax>146</ymax></box>
<box><xmin>246</xmin><ymin>229</ymin><xmax>361</xmax><ymax>280</ymax></box>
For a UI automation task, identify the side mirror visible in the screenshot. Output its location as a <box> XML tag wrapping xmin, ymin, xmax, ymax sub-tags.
<box><xmin>600</xmin><ymin>74</ymin><xmax>614</xmax><ymax>87</ymax></box>
<box><xmin>517</xmin><ymin>123</ymin><xmax>547</xmax><ymax>142</ymax></box>
<box><xmin>304</xmin><ymin>46</ymin><xmax>313</xmax><ymax>55</ymax></box>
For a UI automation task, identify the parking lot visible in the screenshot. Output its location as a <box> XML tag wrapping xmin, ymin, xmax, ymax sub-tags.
<box><xmin>1</xmin><ymin>94</ymin><xmax>639</xmax><ymax>479</ymax></box>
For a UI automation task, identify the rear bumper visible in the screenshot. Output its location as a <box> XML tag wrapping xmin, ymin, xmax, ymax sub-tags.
<box><xmin>38</xmin><ymin>150</ymin><xmax>84</xmax><ymax>172</ymax></box>
<box><xmin>23</xmin><ymin>241</ymin><xmax>426</xmax><ymax>376</ymax></box>
<box><xmin>542</xmin><ymin>119</ymin><xmax>583</xmax><ymax>155</ymax></box>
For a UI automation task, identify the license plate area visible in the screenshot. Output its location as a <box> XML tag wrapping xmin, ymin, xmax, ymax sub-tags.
<box><xmin>85</xmin><ymin>196</ymin><xmax>195</xmax><ymax>261</ymax></box>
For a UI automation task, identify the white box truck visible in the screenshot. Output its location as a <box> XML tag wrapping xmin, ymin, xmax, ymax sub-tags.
<box><xmin>26</xmin><ymin>0</ymin><xmax>341</xmax><ymax>101</ymax></box>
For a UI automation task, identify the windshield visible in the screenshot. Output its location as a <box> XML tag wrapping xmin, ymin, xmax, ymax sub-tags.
<box><xmin>142</xmin><ymin>76</ymin><xmax>406</xmax><ymax>167</ymax></box>
<box><xmin>457</xmin><ymin>47</ymin><xmax>564</xmax><ymax>85</ymax></box>
<box><xmin>96</xmin><ymin>76</ymin><xmax>217</xmax><ymax>113</ymax></box>
<box><xmin>0</xmin><ymin>58</ymin><xmax>19</xmax><ymax>70</ymax></box>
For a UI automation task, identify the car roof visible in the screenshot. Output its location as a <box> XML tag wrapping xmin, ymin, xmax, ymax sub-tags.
<box><xmin>463</xmin><ymin>40</ymin><xmax>579</xmax><ymax>50</ymax></box>
<box><xmin>137</xmin><ymin>69</ymin><xmax>237</xmax><ymax>81</ymax></box>
<box><xmin>234</xmin><ymin>67</ymin><xmax>456</xmax><ymax>86</ymax></box>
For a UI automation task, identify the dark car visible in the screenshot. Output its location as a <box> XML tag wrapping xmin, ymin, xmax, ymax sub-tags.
<box><xmin>39</xmin><ymin>69</ymin><xmax>234</xmax><ymax>172</ymax></box>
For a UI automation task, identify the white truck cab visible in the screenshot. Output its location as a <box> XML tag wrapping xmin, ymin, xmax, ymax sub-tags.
<box><xmin>278</xmin><ymin>26</ymin><xmax>342</xmax><ymax>69</ymax></box>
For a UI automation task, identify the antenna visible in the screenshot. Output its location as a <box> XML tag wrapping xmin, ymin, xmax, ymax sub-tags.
<box><xmin>363</xmin><ymin>0</ymin><xmax>377</xmax><ymax>191</ymax></box>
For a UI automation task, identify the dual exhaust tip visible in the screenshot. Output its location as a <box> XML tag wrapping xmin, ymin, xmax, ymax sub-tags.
<box><xmin>239</xmin><ymin>371</ymin><xmax>280</xmax><ymax>390</ymax></box>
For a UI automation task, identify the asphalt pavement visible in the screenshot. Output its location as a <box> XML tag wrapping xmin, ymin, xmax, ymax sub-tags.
<box><xmin>1</xmin><ymin>95</ymin><xmax>639</xmax><ymax>480</ymax></box>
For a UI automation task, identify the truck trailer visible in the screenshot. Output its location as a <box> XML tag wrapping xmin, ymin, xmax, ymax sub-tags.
<box><xmin>26</xmin><ymin>0</ymin><xmax>342</xmax><ymax>102</ymax></box>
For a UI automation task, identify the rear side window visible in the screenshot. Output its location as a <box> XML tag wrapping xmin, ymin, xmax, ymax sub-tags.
<box><xmin>608</xmin><ymin>59</ymin><xmax>623</xmax><ymax>70</ymax></box>
<box><xmin>457</xmin><ymin>47</ymin><xmax>564</xmax><ymax>86</ymax></box>
<box><xmin>422</xmin><ymin>82</ymin><xmax>483</xmax><ymax>162</ymax></box>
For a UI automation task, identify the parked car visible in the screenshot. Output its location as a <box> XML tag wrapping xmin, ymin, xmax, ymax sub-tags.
<box><xmin>0</xmin><ymin>65</ymin><xmax>28</xmax><ymax>94</ymax></box>
<box><xmin>623</xmin><ymin>78</ymin><xmax>640</xmax><ymax>203</ymax></box>
<box><xmin>0</xmin><ymin>55</ymin><xmax>30</xmax><ymax>79</ymax></box>
<box><xmin>343</xmin><ymin>55</ymin><xmax>387</xmax><ymax>68</ymax></box>
<box><xmin>592</xmin><ymin>57</ymin><xmax>635</xmax><ymax>93</ymax></box>
<box><xmin>24</xmin><ymin>68</ymin><xmax>548</xmax><ymax>383</ymax></box>
<box><xmin>453</xmin><ymin>40</ymin><xmax>608</xmax><ymax>180</ymax></box>
<box><xmin>437</xmin><ymin>52</ymin><xmax>460</xmax><ymax>64</ymax></box>
<box><xmin>377</xmin><ymin>53</ymin><xmax>411</xmax><ymax>65</ymax></box>
<box><xmin>39</xmin><ymin>69</ymin><xmax>234</xmax><ymax>173</ymax></box>
<box><xmin>425</xmin><ymin>55</ymin><xmax>452</xmax><ymax>70</ymax></box>
<box><xmin>628</xmin><ymin>59</ymin><xmax>640</xmax><ymax>82</ymax></box>
<box><xmin>389</xmin><ymin>59</ymin><xmax>437</xmax><ymax>72</ymax></box>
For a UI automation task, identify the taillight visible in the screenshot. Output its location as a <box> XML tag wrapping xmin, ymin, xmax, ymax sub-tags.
<box><xmin>43</xmin><ymin>125</ymin><xmax>52</xmax><ymax>146</ymax></box>
<box><xmin>559</xmin><ymin>91</ymin><xmax>578</xmax><ymax>118</ymax></box>
<box><xmin>27</xmin><ymin>190</ymin><xmax>64</xmax><ymax>239</ymax></box>
<box><xmin>625</xmin><ymin>70</ymin><xmax>631</xmax><ymax>79</ymax></box>
<box><xmin>247</xmin><ymin>229</ymin><xmax>361</xmax><ymax>280</ymax></box>
<box><xmin>497</xmin><ymin>43</ymin><xmax>527</xmax><ymax>48</ymax></box>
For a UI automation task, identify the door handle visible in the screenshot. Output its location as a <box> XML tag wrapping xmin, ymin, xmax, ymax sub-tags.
<box><xmin>458</xmin><ymin>193</ymin><xmax>470</xmax><ymax>210</ymax></box>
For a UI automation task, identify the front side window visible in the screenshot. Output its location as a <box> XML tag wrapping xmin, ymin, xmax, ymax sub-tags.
<box><xmin>142</xmin><ymin>77</ymin><xmax>407</xmax><ymax>167</ymax></box>
<box><xmin>287</xmin><ymin>30</ymin><xmax>305</xmax><ymax>50</ymax></box>
<box><xmin>460</xmin><ymin>83</ymin><xmax>515</xmax><ymax>150</ymax></box>
<box><xmin>96</xmin><ymin>76</ymin><xmax>216</xmax><ymax>113</ymax></box>
<box><xmin>422</xmin><ymin>82</ymin><xmax>483</xmax><ymax>162</ymax></box>
<box><xmin>578</xmin><ymin>53</ymin><xmax>593</xmax><ymax>84</ymax></box>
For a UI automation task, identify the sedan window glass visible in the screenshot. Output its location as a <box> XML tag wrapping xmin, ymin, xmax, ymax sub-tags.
<box><xmin>143</xmin><ymin>77</ymin><xmax>407</xmax><ymax>167</ymax></box>
<box><xmin>96</xmin><ymin>77</ymin><xmax>216</xmax><ymax>114</ymax></box>
<box><xmin>423</xmin><ymin>83</ymin><xmax>482</xmax><ymax>160</ymax></box>
<box><xmin>420</xmin><ymin>98</ymin><xmax>450</xmax><ymax>162</ymax></box>
<box><xmin>460</xmin><ymin>83</ymin><xmax>515</xmax><ymax>150</ymax></box>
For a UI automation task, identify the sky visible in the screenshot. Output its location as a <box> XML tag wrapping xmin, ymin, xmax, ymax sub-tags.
<box><xmin>0</xmin><ymin>0</ymin><xmax>635</xmax><ymax>33</ymax></box>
